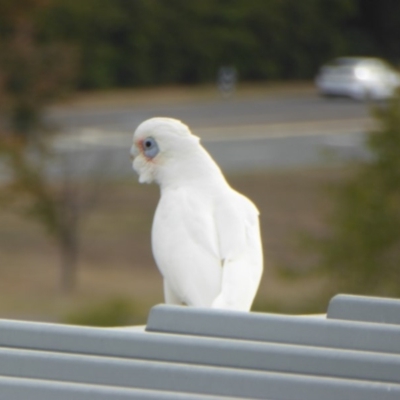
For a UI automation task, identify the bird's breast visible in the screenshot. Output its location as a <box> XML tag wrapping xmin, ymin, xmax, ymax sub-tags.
<box><xmin>151</xmin><ymin>188</ymin><xmax>223</xmax><ymax>304</ymax></box>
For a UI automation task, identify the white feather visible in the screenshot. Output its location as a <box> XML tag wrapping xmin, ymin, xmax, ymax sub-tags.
<box><xmin>131</xmin><ymin>117</ymin><xmax>263</xmax><ymax>311</ymax></box>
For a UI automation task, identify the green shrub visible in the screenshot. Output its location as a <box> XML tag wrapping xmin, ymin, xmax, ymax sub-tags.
<box><xmin>318</xmin><ymin>93</ymin><xmax>400</xmax><ymax>296</ymax></box>
<box><xmin>64</xmin><ymin>297</ymin><xmax>140</xmax><ymax>327</ymax></box>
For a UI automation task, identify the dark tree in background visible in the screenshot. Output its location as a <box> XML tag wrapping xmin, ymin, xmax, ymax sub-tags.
<box><xmin>6</xmin><ymin>0</ymin><xmax>395</xmax><ymax>90</ymax></box>
<box><xmin>35</xmin><ymin>0</ymin><xmax>385</xmax><ymax>89</ymax></box>
<box><xmin>0</xmin><ymin>0</ymin><xmax>83</xmax><ymax>293</ymax></box>
<box><xmin>0</xmin><ymin>0</ymin><xmax>75</xmax><ymax>142</ymax></box>
<box><xmin>356</xmin><ymin>0</ymin><xmax>400</xmax><ymax>64</ymax></box>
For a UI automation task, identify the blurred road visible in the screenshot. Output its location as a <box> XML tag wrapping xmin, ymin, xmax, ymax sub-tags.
<box><xmin>47</xmin><ymin>88</ymin><xmax>373</xmax><ymax>178</ymax></box>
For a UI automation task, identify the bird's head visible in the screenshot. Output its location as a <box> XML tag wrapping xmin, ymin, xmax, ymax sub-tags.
<box><xmin>131</xmin><ymin>117</ymin><xmax>203</xmax><ymax>185</ymax></box>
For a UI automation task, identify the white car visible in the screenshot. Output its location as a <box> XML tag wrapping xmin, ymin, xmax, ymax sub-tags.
<box><xmin>315</xmin><ymin>57</ymin><xmax>400</xmax><ymax>100</ymax></box>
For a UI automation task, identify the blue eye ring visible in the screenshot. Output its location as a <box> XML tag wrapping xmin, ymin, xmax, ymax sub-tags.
<box><xmin>143</xmin><ymin>137</ymin><xmax>159</xmax><ymax>159</ymax></box>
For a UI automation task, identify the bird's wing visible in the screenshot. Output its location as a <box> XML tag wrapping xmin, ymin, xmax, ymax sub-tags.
<box><xmin>211</xmin><ymin>189</ymin><xmax>263</xmax><ymax>311</ymax></box>
<box><xmin>152</xmin><ymin>187</ymin><xmax>223</xmax><ymax>307</ymax></box>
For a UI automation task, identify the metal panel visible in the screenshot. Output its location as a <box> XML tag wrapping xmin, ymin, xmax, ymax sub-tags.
<box><xmin>0</xmin><ymin>376</ymin><xmax>234</xmax><ymax>400</ymax></box>
<box><xmin>328</xmin><ymin>294</ymin><xmax>400</xmax><ymax>325</ymax></box>
<box><xmin>146</xmin><ymin>305</ymin><xmax>400</xmax><ymax>354</ymax></box>
<box><xmin>1</xmin><ymin>294</ymin><xmax>400</xmax><ymax>400</ymax></box>
<box><xmin>0</xmin><ymin>349</ymin><xmax>399</xmax><ymax>400</ymax></box>
<box><xmin>0</xmin><ymin>319</ymin><xmax>399</xmax><ymax>383</ymax></box>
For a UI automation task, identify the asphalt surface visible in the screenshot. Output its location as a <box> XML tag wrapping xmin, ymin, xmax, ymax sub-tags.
<box><xmin>49</xmin><ymin>88</ymin><xmax>370</xmax><ymax>132</ymax></box>
<box><xmin>43</xmin><ymin>89</ymin><xmax>375</xmax><ymax>179</ymax></box>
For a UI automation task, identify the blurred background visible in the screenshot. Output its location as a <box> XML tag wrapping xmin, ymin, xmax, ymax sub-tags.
<box><xmin>0</xmin><ymin>0</ymin><xmax>399</xmax><ymax>326</ymax></box>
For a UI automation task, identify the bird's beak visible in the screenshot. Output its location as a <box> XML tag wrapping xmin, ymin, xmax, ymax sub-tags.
<box><xmin>130</xmin><ymin>144</ymin><xmax>139</xmax><ymax>160</ymax></box>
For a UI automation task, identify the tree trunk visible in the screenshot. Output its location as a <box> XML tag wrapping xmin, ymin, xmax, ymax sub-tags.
<box><xmin>60</xmin><ymin>227</ymin><xmax>78</xmax><ymax>293</ymax></box>
<box><xmin>58</xmin><ymin>175</ymin><xmax>81</xmax><ymax>294</ymax></box>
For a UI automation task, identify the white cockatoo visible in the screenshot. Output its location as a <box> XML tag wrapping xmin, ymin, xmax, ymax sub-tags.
<box><xmin>130</xmin><ymin>117</ymin><xmax>263</xmax><ymax>311</ymax></box>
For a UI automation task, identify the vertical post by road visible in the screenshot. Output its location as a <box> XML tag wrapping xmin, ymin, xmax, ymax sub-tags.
<box><xmin>217</xmin><ymin>66</ymin><xmax>238</xmax><ymax>98</ymax></box>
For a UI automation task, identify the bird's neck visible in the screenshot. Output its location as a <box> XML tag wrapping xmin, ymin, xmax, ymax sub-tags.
<box><xmin>157</xmin><ymin>146</ymin><xmax>228</xmax><ymax>192</ymax></box>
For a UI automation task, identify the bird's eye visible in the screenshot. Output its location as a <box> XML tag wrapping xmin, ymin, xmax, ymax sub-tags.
<box><xmin>142</xmin><ymin>137</ymin><xmax>159</xmax><ymax>159</ymax></box>
<box><xmin>144</xmin><ymin>139</ymin><xmax>153</xmax><ymax>148</ymax></box>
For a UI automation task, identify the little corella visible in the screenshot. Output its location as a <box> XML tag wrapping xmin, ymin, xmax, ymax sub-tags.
<box><xmin>131</xmin><ymin>117</ymin><xmax>263</xmax><ymax>311</ymax></box>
